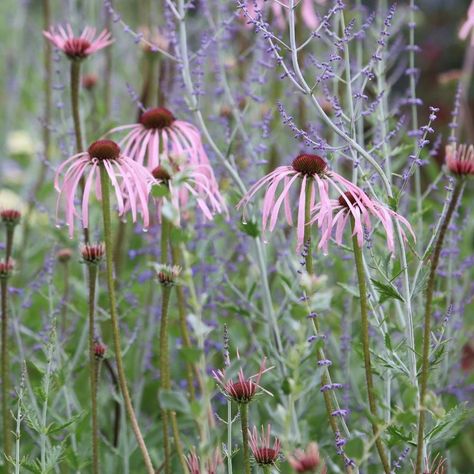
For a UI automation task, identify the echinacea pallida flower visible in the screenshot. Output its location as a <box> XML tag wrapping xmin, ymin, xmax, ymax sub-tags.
<box><xmin>248</xmin><ymin>424</ymin><xmax>281</xmax><ymax>466</ymax></box>
<box><xmin>43</xmin><ymin>24</ymin><xmax>113</xmax><ymax>60</ymax></box>
<box><xmin>288</xmin><ymin>442</ymin><xmax>327</xmax><ymax>473</ymax></box>
<box><xmin>445</xmin><ymin>143</ymin><xmax>474</xmax><ymax>176</ymax></box>
<box><xmin>185</xmin><ymin>448</ymin><xmax>222</xmax><ymax>474</ymax></box>
<box><xmin>237</xmin><ymin>153</ymin><xmax>371</xmax><ymax>250</ymax></box>
<box><xmin>311</xmin><ymin>189</ymin><xmax>415</xmax><ymax>253</ymax></box>
<box><xmin>109</xmin><ymin>107</ymin><xmax>213</xmax><ymax>172</ymax></box>
<box><xmin>109</xmin><ymin>107</ymin><xmax>224</xmax><ymax>207</ymax></box>
<box><xmin>54</xmin><ymin>140</ymin><xmax>153</xmax><ymax>238</ymax></box>
<box><xmin>212</xmin><ymin>355</ymin><xmax>271</xmax><ymax>404</ymax></box>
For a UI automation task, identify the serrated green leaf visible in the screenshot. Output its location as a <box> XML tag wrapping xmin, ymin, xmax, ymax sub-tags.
<box><xmin>370</xmin><ymin>278</ymin><xmax>404</xmax><ymax>304</ymax></box>
<box><xmin>427</xmin><ymin>405</ymin><xmax>471</xmax><ymax>443</ymax></box>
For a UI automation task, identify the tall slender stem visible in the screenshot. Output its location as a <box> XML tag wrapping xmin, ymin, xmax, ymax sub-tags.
<box><xmin>87</xmin><ymin>265</ymin><xmax>99</xmax><ymax>474</ymax></box>
<box><xmin>351</xmin><ymin>219</ymin><xmax>390</xmax><ymax>474</ymax></box>
<box><xmin>1</xmin><ymin>278</ymin><xmax>12</xmax><ymax>471</ymax></box>
<box><xmin>227</xmin><ymin>400</ymin><xmax>233</xmax><ymax>474</ymax></box>
<box><xmin>303</xmin><ymin>181</ymin><xmax>353</xmax><ymax>473</ymax></box>
<box><xmin>60</xmin><ymin>261</ymin><xmax>70</xmax><ymax>336</ymax></box>
<box><xmin>240</xmin><ymin>403</ymin><xmax>251</xmax><ymax>474</ymax></box>
<box><xmin>159</xmin><ymin>284</ymin><xmax>172</xmax><ymax>474</ymax></box>
<box><xmin>415</xmin><ymin>180</ymin><xmax>464</xmax><ymax>474</ymax></box>
<box><xmin>171</xmin><ymin>243</ymin><xmax>197</xmax><ymax>402</ymax></box>
<box><xmin>70</xmin><ymin>60</ymin><xmax>89</xmax><ymax>244</ymax></box>
<box><xmin>70</xmin><ymin>61</ymin><xmax>83</xmax><ymax>154</ymax></box>
<box><xmin>98</xmin><ymin>165</ymin><xmax>154</xmax><ymax>474</ymax></box>
<box><xmin>103</xmin><ymin>358</ymin><xmax>121</xmax><ymax>447</ymax></box>
<box><xmin>5</xmin><ymin>229</ymin><xmax>14</xmax><ymax>263</ymax></box>
<box><xmin>170</xmin><ymin>411</ymin><xmax>187</xmax><ymax>472</ymax></box>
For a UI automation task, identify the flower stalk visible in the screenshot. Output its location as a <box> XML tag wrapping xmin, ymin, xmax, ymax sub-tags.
<box><xmin>87</xmin><ymin>264</ymin><xmax>99</xmax><ymax>474</ymax></box>
<box><xmin>98</xmin><ymin>164</ymin><xmax>154</xmax><ymax>474</ymax></box>
<box><xmin>1</xmin><ymin>277</ymin><xmax>12</xmax><ymax>471</ymax></box>
<box><xmin>303</xmin><ymin>180</ymin><xmax>353</xmax><ymax>473</ymax></box>
<box><xmin>171</xmin><ymin>243</ymin><xmax>197</xmax><ymax>402</ymax></box>
<box><xmin>159</xmin><ymin>282</ymin><xmax>172</xmax><ymax>474</ymax></box>
<box><xmin>415</xmin><ymin>179</ymin><xmax>464</xmax><ymax>474</ymax></box>
<box><xmin>351</xmin><ymin>218</ymin><xmax>390</xmax><ymax>474</ymax></box>
<box><xmin>240</xmin><ymin>403</ymin><xmax>251</xmax><ymax>474</ymax></box>
<box><xmin>70</xmin><ymin>59</ymin><xmax>89</xmax><ymax>244</ymax></box>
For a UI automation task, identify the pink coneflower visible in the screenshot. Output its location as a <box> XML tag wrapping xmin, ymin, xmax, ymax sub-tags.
<box><xmin>288</xmin><ymin>442</ymin><xmax>326</xmax><ymax>473</ymax></box>
<box><xmin>93</xmin><ymin>341</ymin><xmax>107</xmax><ymax>360</ymax></box>
<box><xmin>109</xmin><ymin>107</ymin><xmax>212</xmax><ymax>172</ymax></box>
<box><xmin>0</xmin><ymin>209</ymin><xmax>21</xmax><ymax>227</ymax></box>
<box><xmin>81</xmin><ymin>243</ymin><xmax>105</xmax><ymax>265</ymax></box>
<box><xmin>238</xmin><ymin>153</ymin><xmax>372</xmax><ymax>250</ymax></box>
<box><xmin>243</xmin><ymin>0</ymin><xmax>323</xmax><ymax>30</ymax></box>
<box><xmin>311</xmin><ymin>189</ymin><xmax>415</xmax><ymax>253</ymax></box>
<box><xmin>57</xmin><ymin>248</ymin><xmax>73</xmax><ymax>263</ymax></box>
<box><xmin>82</xmin><ymin>73</ymin><xmax>98</xmax><ymax>90</ymax></box>
<box><xmin>212</xmin><ymin>355</ymin><xmax>271</xmax><ymax>404</ymax></box>
<box><xmin>185</xmin><ymin>448</ymin><xmax>222</xmax><ymax>474</ymax></box>
<box><xmin>420</xmin><ymin>454</ymin><xmax>447</xmax><ymax>474</ymax></box>
<box><xmin>248</xmin><ymin>425</ymin><xmax>281</xmax><ymax>466</ymax></box>
<box><xmin>0</xmin><ymin>260</ymin><xmax>14</xmax><ymax>279</ymax></box>
<box><xmin>459</xmin><ymin>1</ymin><xmax>474</xmax><ymax>44</ymax></box>
<box><xmin>151</xmin><ymin>162</ymin><xmax>227</xmax><ymax>222</ymax></box>
<box><xmin>54</xmin><ymin>140</ymin><xmax>153</xmax><ymax>238</ymax></box>
<box><xmin>43</xmin><ymin>24</ymin><xmax>113</xmax><ymax>60</ymax></box>
<box><xmin>446</xmin><ymin>143</ymin><xmax>474</xmax><ymax>176</ymax></box>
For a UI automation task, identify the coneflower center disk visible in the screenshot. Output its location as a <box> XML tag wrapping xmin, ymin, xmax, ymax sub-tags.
<box><xmin>255</xmin><ymin>448</ymin><xmax>278</xmax><ymax>464</ymax></box>
<box><xmin>228</xmin><ymin>380</ymin><xmax>256</xmax><ymax>402</ymax></box>
<box><xmin>140</xmin><ymin>107</ymin><xmax>175</xmax><ymax>129</ymax></box>
<box><xmin>292</xmin><ymin>154</ymin><xmax>327</xmax><ymax>176</ymax></box>
<box><xmin>88</xmin><ymin>140</ymin><xmax>121</xmax><ymax>161</ymax></box>
<box><xmin>151</xmin><ymin>166</ymin><xmax>171</xmax><ymax>182</ymax></box>
<box><xmin>338</xmin><ymin>191</ymin><xmax>360</xmax><ymax>208</ymax></box>
<box><xmin>64</xmin><ymin>38</ymin><xmax>91</xmax><ymax>59</ymax></box>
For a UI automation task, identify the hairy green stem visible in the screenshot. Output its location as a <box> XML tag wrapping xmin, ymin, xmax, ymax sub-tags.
<box><xmin>227</xmin><ymin>400</ymin><xmax>233</xmax><ymax>474</ymax></box>
<box><xmin>415</xmin><ymin>180</ymin><xmax>464</xmax><ymax>474</ymax></box>
<box><xmin>103</xmin><ymin>358</ymin><xmax>121</xmax><ymax>447</ymax></box>
<box><xmin>170</xmin><ymin>411</ymin><xmax>187</xmax><ymax>472</ymax></box>
<box><xmin>1</xmin><ymin>279</ymin><xmax>12</xmax><ymax>471</ymax></box>
<box><xmin>304</xmin><ymin>181</ymin><xmax>353</xmax><ymax>473</ymax></box>
<box><xmin>60</xmin><ymin>261</ymin><xmax>70</xmax><ymax>336</ymax></box>
<box><xmin>5</xmin><ymin>228</ymin><xmax>14</xmax><ymax>263</ymax></box>
<box><xmin>240</xmin><ymin>403</ymin><xmax>251</xmax><ymax>474</ymax></box>
<box><xmin>351</xmin><ymin>220</ymin><xmax>390</xmax><ymax>474</ymax></box>
<box><xmin>87</xmin><ymin>265</ymin><xmax>99</xmax><ymax>474</ymax></box>
<box><xmin>70</xmin><ymin>59</ymin><xmax>89</xmax><ymax>244</ymax></box>
<box><xmin>99</xmin><ymin>165</ymin><xmax>154</xmax><ymax>474</ymax></box>
<box><xmin>171</xmin><ymin>243</ymin><xmax>197</xmax><ymax>402</ymax></box>
<box><xmin>159</xmin><ymin>285</ymin><xmax>172</xmax><ymax>474</ymax></box>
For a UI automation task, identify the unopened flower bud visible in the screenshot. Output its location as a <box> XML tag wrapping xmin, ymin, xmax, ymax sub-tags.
<box><xmin>81</xmin><ymin>243</ymin><xmax>105</xmax><ymax>265</ymax></box>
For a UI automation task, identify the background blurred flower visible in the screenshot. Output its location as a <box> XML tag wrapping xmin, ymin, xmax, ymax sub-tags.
<box><xmin>248</xmin><ymin>424</ymin><xmax>281</xmax><ymax>467</ymax></box>
<box><xmin>43</xmin><ymin>24</ymin><xmax>113</xmax><ymax>59</ymax></box>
